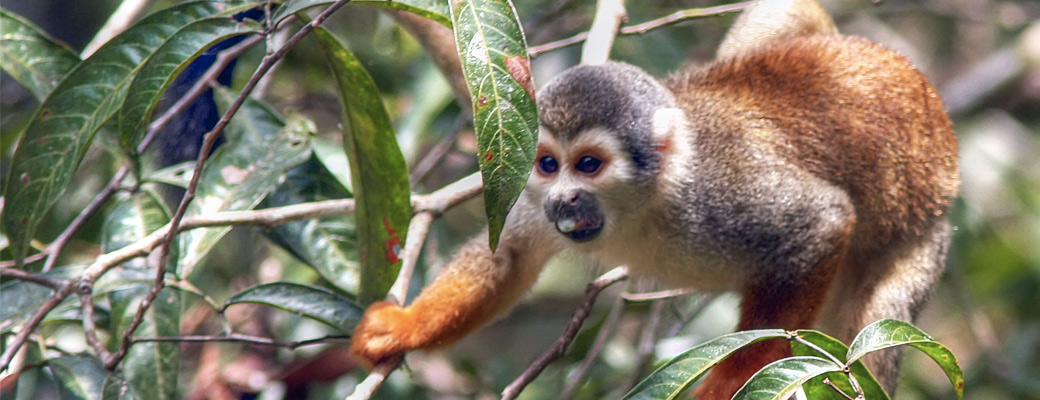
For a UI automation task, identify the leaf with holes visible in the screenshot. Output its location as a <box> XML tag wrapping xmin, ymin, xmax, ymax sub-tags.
<box><xmin>262</xmin><ymin>155</ymin><xmax>360</xmax><ymax>294</ymax></box>
<box><xmin>101</xmin><ymin>191</ymin><xmax>179</xmax><ymax>400</ymax></box>
<box><xmin>119</xmin><ymin>16</ymin><xmax>261</xmax><ymax>151</ymax></box>
<box><xmin>623</xmin><ymin>329</ymin><xmax>788</xmax><ymax>400</ymax></box>
<box><xmin>176</xmin><ymin>90</ymin><xmax>313</xmax><ymax>275</ymax></box>
<box><xmin>224</xmin><ymin>282</ymin><xmax>364</xmax><ymax>333</ymax></box>
<box><xmin>313</xmin><ymin>27</ymin><xmax>411</xmax><ymax>304</ymax></box>
<box><xmin>1</xmin><ymin>1</ymin><xmax>258</xmax><ymax>264</ymax></box>
<box><xmin>0</xmin><ymin>8</ymin><xmax>80</xmax><ymax>100</ymax></box>
<box><xmin>449</xmin><ymin>0</ymin><xmax>537</xmax><ymax>249</ymax></box>
<box><xmin>847</xmin><ymin>319</ymin><xmax>964</xmax><ymax>398</ymax></box>
<box><xmin>732</xmin><ymin>356</ymin><xmax>843</xmax><ymax>400</ymax></box>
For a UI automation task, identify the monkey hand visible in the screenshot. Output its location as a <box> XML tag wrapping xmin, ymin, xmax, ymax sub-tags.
<box><xmin>349</xmin><ymin>301</ymin><xmax>417</xmax><ymax>368</ymax></box>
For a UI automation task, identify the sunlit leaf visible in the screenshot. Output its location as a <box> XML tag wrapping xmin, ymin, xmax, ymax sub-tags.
<box><xmin>224</xmin><ymin>282</ymin><xmax>364</xmax><ymax>333</ymax></box>
<box><xmin>0</xmin><ymin>8</ymin><xmax>80</xmax><ymax>100</ymax></box>
<box><xmin>313</xmin><ymin>27</ymin><xmax>411</xmax><ymax>304</ymax></box>
<box><xmin>1</xmin><ymin>1</ymin><xmax>258</xmax><ymax>264</ymax></box>
<box><xmin>449</xmin><ymin>0</ymin><xmax>537</xmax><ymax>249</ymax></box>
<box><xmin>101</xmin><ymin>192</ymin><xmax>179</xmax><ymax>400</ymax></box>
<box><xmin>847</xmin><ymin>319</ymin><xmax>964</xmax><ymax>398</ymax></box>
<box><xmin>791</xmin><ymin>330</ymin><xmax>889</xmax><ymax>400</ymax></box>
<box><xmin>732</xmin><ymin>356</ymin><xmax>842</xmax><ymax>400</ymax></box>
<box><xmin>262</xmin><ymin>154</ymin><xmax>360</xmax><ymax>294</ymax></box>
<box><xmin>273</xmin><ymin>0</ymin><xmax>451</xmax><ymax>27</ymax></box>
<box><xmin>49</xmin><ymin>354</ymin><xmax>107</xmax><ymax>400</ymax></box>
<box><xmin>177</xmin><ymin>92</ymin><xmax>313</xmax><ymax>275</ymax></box>
<box><xmin>119</xmin><ymin>16</ymin><xmax>262</xmax><ymax>151</ymax></box>
<box><xmin>622</xmin><ymin>329</ymin><xmax>787</xmax><ymax>400</ymax></box>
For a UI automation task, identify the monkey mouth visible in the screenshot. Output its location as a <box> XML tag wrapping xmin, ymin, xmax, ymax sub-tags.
<box><xmin>555</xmin><ymin>216</ymin><xmax>604</xmax><ymax>242</ymax></box>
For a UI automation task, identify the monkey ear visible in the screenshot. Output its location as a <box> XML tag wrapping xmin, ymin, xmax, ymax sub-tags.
<box><xmin>651</xmin><ymin>108</ymin><xmax>686</xmax><ymax>152</ymax></box>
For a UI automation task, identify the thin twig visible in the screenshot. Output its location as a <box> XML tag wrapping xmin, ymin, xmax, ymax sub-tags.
<box><xmin>0</xmin><ymin>253</ymin><xmax>46</xmax><ymax>268</ymax></box>
<box><xmin>624</xmin><ymin>299</ymin><xmax>666</xmax><ymax>391</ymax></box>
<box><xmin>822</xmin><ymin>377</ymin><xmax>857</xmax><ymax>400</ymax></box>
<box><xmin>106</xmin><ymin>0</ymin><xmax>355</xmax><ymax>371</ymax></box>
<box><xmin>0</xmin><ymin>268</ymin><xmax>63</xmax><ymax>289</ymax></box>
<box><xmin>0</xmin><ymin>283</ymin><xmax>75</xmax><ymax>371</ymax></box>
<box><xmin>529</xmin><ymin>1</ymin><xmax>752</xmax><ymax>57</ymax></box>
<box><xmin>344</xmin><ymin>176</ymin><xmax>482</xmax><ymax>399</ymax></box>
<box><xmin>501</xmin><ymin>267</ymin><xmax>629</xmax><ymax>400</ymax></box>
<box><xmin>409</xmin><ymin>114</ymin><xmax>468</xmax><ymax>184</ymax></box>
<box><xmin>387</xmin><ymin>212</ymin><xmax>435</xmax><ymax>305</ymax></box>
<box><xmin>82</xmin><ymin>0</ymin><xmax>153</xmax><ymax>57</ymax></box>
<box><xmin>666</xmin><ymin>293</ymin><xmax>719</xmax><ymax>337</ymax></box>
<box><xmin>561</xmin><ymin>293</ymin><xmax>626</xmax><ymax>399</ymax></box>
<box><xmin>580</xmin><ymin>0</ymin><xmax>626</xmax><ymax>65</ymax></box>
<box><xmin>41</xmin><ymin>169</ymin><xmax>128</xmax><ymax>272</ymax></box>
<box><xmin>39</xmin><ymin>34</ymin><xmax>263</xmax><ymax>273</ymax></box>
<box><xmin>622</xmin><ymin>287</ymin><xmax>696</xmax><ymax>302</ymax></box>
<box><xmin>132</xmin><ymin>334</ymin><xmax>350</xmax><ymax>349</ymax></box>
<box><xmin>76</xmin><ymin>282</ymin><xmax>112</xmax><ymax>361</ymax></box>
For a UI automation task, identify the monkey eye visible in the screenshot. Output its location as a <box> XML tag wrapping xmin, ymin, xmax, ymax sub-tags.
<box><xmin>575</xmin><ymin>156</ymin><xmax>602</xmax><ymax>174</ymax></box>
<box><xmin>538</xmin><ymin>155</ymin><xmax>559</xmax><ymax>175</ymax></box>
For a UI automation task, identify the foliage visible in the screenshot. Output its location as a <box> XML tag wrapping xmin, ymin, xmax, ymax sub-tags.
<box><xmin>1</xmin><ymin>0</ymin><xmax>1036</xmax><ymax>399</ymax></box>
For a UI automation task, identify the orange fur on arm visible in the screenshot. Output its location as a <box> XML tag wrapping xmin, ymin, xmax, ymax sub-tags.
<box><xmin>350</xmin><ymin>223</ymin><xmax>558</xmax><ymax>367</ymax></box>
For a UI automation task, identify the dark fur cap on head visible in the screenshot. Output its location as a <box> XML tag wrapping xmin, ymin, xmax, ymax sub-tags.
<box><xmin>537</xmin><ymin>62</ymin><xmax>677</xmax><ymax>181</ymax></box>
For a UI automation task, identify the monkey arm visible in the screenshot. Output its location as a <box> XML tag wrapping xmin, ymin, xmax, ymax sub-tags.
<box><xmin>350</xmin><ymin>196</ymin><xmax>560</xmax><ymax>366</ymax></box>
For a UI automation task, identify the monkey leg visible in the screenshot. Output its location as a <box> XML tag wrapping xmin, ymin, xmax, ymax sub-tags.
<box><xmin>823</xmin><ymin>218</ymin><xmax>952</xmax><ymax>392</ymax></box>
<box><xmin>693</xmin><ymin>175</ymin><xmax>856</xmax><ymax>400</ymax></box>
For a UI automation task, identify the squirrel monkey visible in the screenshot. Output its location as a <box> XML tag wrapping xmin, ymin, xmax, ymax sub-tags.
<box><xmin>351</xmin><ymin>0</ymin><xmax>958</xmax><ymax>397</ymax></box>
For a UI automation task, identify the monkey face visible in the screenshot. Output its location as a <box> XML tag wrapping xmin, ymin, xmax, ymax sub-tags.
<box><xmin>529</xmin><ymin>126</ymin><xmax>643</xmax><ymax>244</ymax></box>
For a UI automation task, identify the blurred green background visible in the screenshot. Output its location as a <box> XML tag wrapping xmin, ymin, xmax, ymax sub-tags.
<box><xmin>2</xmin><ymin>0</ymin><xmax>1038</xmax><ymax>399</ymax></box>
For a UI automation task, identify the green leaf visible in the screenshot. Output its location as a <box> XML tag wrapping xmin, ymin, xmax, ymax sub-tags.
<box><xmin>101</xmin><ymin>192</ymin><xmax>179</xmax><ymax>400</ymax></box>
<box><xmin>449</xmin><ymin>0</ymin><xmax>538</xmax><ymax>249</ymax></box>
<box><xmin>791</xmin><ymin>330</ymin><xmax>889</xmax><ymax>400</ymax></box>
<box><xmin>313</xmin><ymin>27</ymin><xmax>411</xmax><ymax>304</ymax></box>
<box><xmin>1</xmin><ymin>1</ymin><xmax>257</xmax><ymax>264</ymax></box>
<box><xmin>102</xmin><ymin>373</ymin><xmax>140</xmax><ymax>400</ymax></box>
<box><xmin>142</xmin><ymin>161</ymin><xmax>194</xmax><ymax>188</ymax></box>
<box><xmin>273</xmin><ymin>0</ymin><xmax>451</xmax><ymax>27</ymax></box>
<box><xmin>847</xmin><ymin>319</ymin><xmax>964</xmax><ymax>398</ymax></box>
<box><xmin>261</xmin><ymin>154</ymin><xmax>360</xmax><ymax>294</ymax></box>
<box><xmin>177</xmin><ymin>92</ymin><xmax>313</xmax><ymax>275</ymax></box>
<box><xmin>1</xmin><ymin>266</ymin><xmax>82</xmax><ymax>328</ymax></box>
<box><xmin>224</xmin><ymin>282</ymin><xmax>364</xmax><ymax>333</ymax></box>
<box><xmin>119</xmin><ymin>17</ymin><xmax>262</xmax><ymax>151</ymax></box>
<box><xmin>622</xmin><ymin>329</ymin><xmax>787</xmax><ymax>400</ymax></box>
<box><xmin>49</xmin><ymin>354</ymin><xmax>107</xmax><ymax>400</ymax></box>
<box><xmin>732</xmin><ymin>356</ymin><xmax>843</xmax><ymax>400</ymax></box>
<box><xmin>0</xmin><ymin>8</ymin><xmax>80</xmax><ymax>100</ymax></box>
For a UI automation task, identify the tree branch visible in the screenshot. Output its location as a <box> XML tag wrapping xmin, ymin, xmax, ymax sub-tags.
<box><xmin>132</xmin><ymin>333</ymin><xmax>350</xmax><ymax>349</ymax></box>
<box><xmin>529</xmin><ymin>1</ymin><xmax>752</xmax><ymax>57</ymax></box>
<box><xmin>501</xmin><ymin>267</ymin><xmax>629</xmax><ymax>400</ymax></box>
<box><xmin>580</xmin><ymin>0</ymin><xmax>626</xmax><ymax>65</ymax></box>
<box><xmin>107</xmin><ymin>0</ymin><xmax>356</xmax><ymax>371</ymax></box>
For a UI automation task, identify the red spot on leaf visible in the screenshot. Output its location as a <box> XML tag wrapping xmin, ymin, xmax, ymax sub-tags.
<box><xmin>21</xmin><ymin>217</ymin><xmax>29</xmax><ymax>225</ymax></box>
<box><xmin>485</xmin><ymin>151</ymin><xmax>494</xmax><ymax>162</ymax></box>
<box><xmin>505</xmin><ymin>56</ymin><xmax>535</xmax><ymax>100</ymax></box>
<box><xmin>477</xmin><ymin>96</ymin><xmax>489</xmax><ymax>108</ymax></box>
<box><xmin>20</xmin><ymin>173</ymin><xmax>30</xmax><ymax>182</ymax></box>
<box><xmin>382</xmin><ymin>217</ymin><xmax>401</xmax><ymax>264</ymax></box>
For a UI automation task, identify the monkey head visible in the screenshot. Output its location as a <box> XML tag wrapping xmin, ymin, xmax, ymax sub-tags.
<box><xmin>530</xmin><ymin>62</ymin><xmax>686</xmax><ymax>245</ymax></box>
